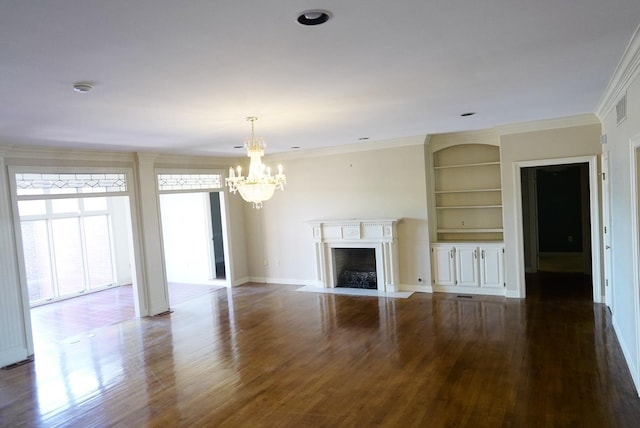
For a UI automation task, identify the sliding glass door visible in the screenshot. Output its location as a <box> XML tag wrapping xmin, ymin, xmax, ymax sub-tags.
<box><xmin>19</xmin><ymin>196</ymin><xmax>116</xmax><ymax>305</ymax></box>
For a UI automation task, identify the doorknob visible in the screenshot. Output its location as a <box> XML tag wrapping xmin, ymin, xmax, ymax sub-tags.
<box><xmin>605</xmin><ymin>245</ymin><xmax>611</xmax><ymax>249</ymax></box>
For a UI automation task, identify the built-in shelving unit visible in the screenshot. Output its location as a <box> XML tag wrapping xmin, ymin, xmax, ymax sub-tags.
<box><xmin>432</xmin><ymin>143</ymin><xmax>503</xmax><ymax>242</ymax></box>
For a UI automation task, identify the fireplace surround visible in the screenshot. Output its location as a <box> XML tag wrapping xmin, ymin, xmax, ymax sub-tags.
<box><xmin>308</xmin><ymin>219</ymin><xmax>400</xmax><ymax>292</ymax></box>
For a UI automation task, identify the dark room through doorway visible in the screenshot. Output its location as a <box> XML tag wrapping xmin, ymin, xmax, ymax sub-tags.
<box><xmin>521</xmin><ymin>163</ymin><xmax>592</xmax><ymax>300</ymax></box>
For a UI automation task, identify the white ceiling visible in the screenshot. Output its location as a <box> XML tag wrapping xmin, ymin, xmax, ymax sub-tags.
<box><xmin>1</xmin><ymin>1</ymin><xmax>639</xmax><ymax>156</ymax></box>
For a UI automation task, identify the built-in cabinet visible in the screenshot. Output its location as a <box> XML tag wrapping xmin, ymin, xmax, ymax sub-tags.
<box><xmin>429</xmin><ymin>137</ymin><xmax>506</xmax><ymax>296</ymax></box>
<box><xmin>433</xmin><ymin>143</ymin><xmax>503</xmax><ymax>242</ymax></box>
<box><xmin>431</xmin><ymin>243</ymin><xmax>505</xmax><ymax>295</ymax></box>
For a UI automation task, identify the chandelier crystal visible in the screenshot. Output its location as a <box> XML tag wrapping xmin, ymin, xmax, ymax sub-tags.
<box><xmin>225</xmin><ymin>116</ymin><xmax>286</xmax><ymax>209</ymax></box>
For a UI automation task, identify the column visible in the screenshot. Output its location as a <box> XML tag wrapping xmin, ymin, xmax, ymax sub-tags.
<box><xmin>0</xmin><ymin>149</ymin><xmax>32</xmax><ymax>365</ymax></box>
<box><xmin>132</xmin><ymin>153</ymin><xmax>170</xmax><ymax>316</ymax></box>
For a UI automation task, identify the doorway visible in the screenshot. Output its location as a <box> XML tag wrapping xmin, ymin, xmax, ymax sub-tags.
<box><xmin>209</xmin><ymin>192</ymin><xmax>226</xmax><ymax>279</ymax></box>
<box><xmin>9</xmin><ymin>170</ymin><xmax>139</xmax><ymax>350</ymax></box>
<box><xmin>159</xmin><ymin>191</ymin><xmax>226</xmax><ymax>286</ymax></box>
<box><xmin>521</xmin><ymin>163</ymin><xmax>593</xmax><ymax>300</ymax></box>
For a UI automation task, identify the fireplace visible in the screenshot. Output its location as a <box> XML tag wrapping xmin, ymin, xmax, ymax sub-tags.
<box><xmin>333</xmin><ymin>247</ymin><xmax>377</xmax><ymax>289</ymax></box>
<box><xmin>308</xmin><ymin>219</ymin><xmax>400</xmax><ymax>292</ymax></box>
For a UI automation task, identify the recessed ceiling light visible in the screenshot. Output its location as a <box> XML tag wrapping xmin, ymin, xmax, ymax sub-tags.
<box><xmin>73</xmin><ymin>82</ymin><xmax>93</xmax><ymax>93</ymax></box>
<box><xmin>297</xmin><ymin>10</ymin><xmax>332</xmax><ymax>26</ymax></box>
<box><xmin>358</xmin><ymin>137</ymin><xmax>369</xmax><ymax>141</ymax></box>
<box><xmin>291</xmin><ymin>146</ymin><xmax>301</xmax><ymax>149</ymax></box>
<box><xmin>233</xmin><ymin>145</ymin><xmax>243</xmax><ymax>149</ymax></box>
<box><xmin>460</xmin><ymin>112</ymin><xmax>476</xmax><ymax>117</ymax></box>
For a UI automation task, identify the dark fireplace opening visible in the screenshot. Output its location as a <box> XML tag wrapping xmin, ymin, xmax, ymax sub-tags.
<box><xmin>333</xmin><ymin>247</ymin><xmax>377</xmax><ymax>289</ymax></box>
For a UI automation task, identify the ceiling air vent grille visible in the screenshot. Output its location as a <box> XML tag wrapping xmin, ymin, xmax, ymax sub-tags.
<box><xmin>616</xmin><ymin>93</ymin><xmax>627</xmax><ymax>125</ymax></box>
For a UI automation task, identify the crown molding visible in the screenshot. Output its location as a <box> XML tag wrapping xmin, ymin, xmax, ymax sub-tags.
<box><xmin>0</xmin><ymin>145</ymin><xmax>13</xmax><ymax>157</ymax></box>
<box><xmin>496</xmin><ymin>113</ymin><xmax>600</xmax><ymax>136</ymax></box>
<box><xmin>0</xmin><ymin>144</ymin><xmax>236</xmax><ymax>168</ymax></box>
<box><xmin>265</xmin><ymin>135</ymin><xmax>428</xmax><ymax>162</ymax></box>
<box><xmin>1</xmin><ymin>144</ymin><xmax>134</xmax><ymax>164</ymax></box>
<box><xmin>596</xmin><ymin>23</ymin><xmax>640</xmax><ymax>120</ymax></box>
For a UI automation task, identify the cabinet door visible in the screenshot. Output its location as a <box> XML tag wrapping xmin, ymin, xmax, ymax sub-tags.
<box><xmin>455</xmin><ymin>245</ymin><xmax>480</xmax><ymax>287</ymax></box>
<box><xmin>481</xmin><ymin>245</ymin><xmax>504</xmax><ymax>288</ymax></box>
<box><xmin>432</xmin><ymin>245</ymin><xmax>456</xmax><ymax>286</ymax></box>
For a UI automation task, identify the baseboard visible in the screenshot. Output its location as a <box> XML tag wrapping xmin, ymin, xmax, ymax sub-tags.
<box><xmin>0</xmin><ymin>346</ymin><xmax>30</xmax><ymax>369</ymax></box>
<box><xmin>433</xmin><ymin>285</ymin><xmax>507</xmax><ymax>297</ymax></box>
<box><xmin>401</xmin><ymin>284</ymin><xmax>433</xmax><ymax>293</ymax></box>
<box><xmin>232</xmin><ymin>276</ymin><xmax>251</xmax><ymax>286</ymax></box>
<box><xmin>506</xmin><ymin>289</ymin><xmax>522</xmax><ymax>299</ymax></box>
<box><xmin>247</xmin><ymin>276</ymin><xmax>316</xmax><ymax>286</ymax></box>
<box><xmin>613</xmin><ymin>315</ymin><xmax>640</xmax><ymax>397</ymax></box>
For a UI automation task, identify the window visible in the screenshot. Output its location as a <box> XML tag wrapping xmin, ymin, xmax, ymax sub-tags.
<box><xmin>157</xmin><ymin>173</ymin><xmax>222</xmax><ymax>192</ymax></box>
<box><xmin>15</xmin><ymin>172</ymin><xmax>127</xmax><ymax>196</ymax></box>
<box><xmin>18</xmin><ymin>197</ymin><xmax>118</xmax><ymax>305</ymax></box>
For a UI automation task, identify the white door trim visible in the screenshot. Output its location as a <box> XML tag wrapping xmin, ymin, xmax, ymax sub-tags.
<box><xmin>513</xmin><ymin>155</ymin><xmax>602</xmax><ymax>301</ymax></box>
<box><xmin>628</xmin><ymin>135</ymin><xmax>640</xmax><ymax>394</ymax></box>
<box><xmin>602</xmin><ymin>150</ymin><xmax>614</xmax><ymax>309</ymax></box>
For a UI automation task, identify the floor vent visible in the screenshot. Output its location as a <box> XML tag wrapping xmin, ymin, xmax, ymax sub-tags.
<box><xmin>153</xmin><ymin>310</ymin><xmax>174</xmax><ymax>317</ymax></box>
<box><xmin>456</xmin><ymin>295</ymin><xmax>473</xmax><ymax>299</ymax></box>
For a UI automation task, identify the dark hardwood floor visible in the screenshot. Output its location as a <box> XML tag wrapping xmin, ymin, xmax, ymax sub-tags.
<box><xmin>1</xmin><ymin>280</ymin><xmax>639</xmax><ymax>427</ymax></box>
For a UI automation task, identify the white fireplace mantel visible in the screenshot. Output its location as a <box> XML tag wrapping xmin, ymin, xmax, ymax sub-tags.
<box><xmin>308</xmin><ymin>219</ymin><xmax>400</xmax><ymax>292</ymax></box>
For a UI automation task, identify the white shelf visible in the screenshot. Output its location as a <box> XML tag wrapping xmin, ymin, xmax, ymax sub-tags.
<box><xmin>435</xmin><ymin>188</ymin><xmax>501</xmax><ymax>194</ymax></box>
<box><xmin>434</xmin><ymin>161</ymin><xmax>500</xmax><ymax>170</ymax></box>
<box><xmin>437</xmin><ymin>228</ymin><xmax>504</xmax><ymax>233</ymax></box>
<box><xmin>432</xmin><ymin>143</ymin><xmax>503</xmax><ymax>242</ymax></box>
<box><xmin>436</xmin><ymin>205</ymin><xmax>502</xmax><ymax>210</ymax></box>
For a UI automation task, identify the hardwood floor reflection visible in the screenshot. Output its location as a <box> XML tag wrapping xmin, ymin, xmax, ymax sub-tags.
<box><xmin>1</xmin><ymin>283</ymin><xmax>639</xmax><ymax>427</ymax></box>
<box><xmin>29</xmin><ymin>283</ymin><xmax>224</xmax><ymax>345</ymax></box>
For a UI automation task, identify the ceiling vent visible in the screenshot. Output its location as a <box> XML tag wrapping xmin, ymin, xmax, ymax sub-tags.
<box><xmin>616</xmin><ymin>93</ymin><xmax>627</xmax><ymax>125</ymax></box>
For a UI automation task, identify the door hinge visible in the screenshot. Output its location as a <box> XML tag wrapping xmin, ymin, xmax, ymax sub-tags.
<box><xmin>602</xmin><ymin>172</ymin><xmax>606</xmax><ymax>181</ymax></box>
<box><xmin>503</xmin><ymin>282</ymin><xmax>506</xmax><ymax>287</ymax></box>
<box><xmin>604</xmin><ymin>226</ymin><xmax>607</xmax><ymax>234</ymax></box>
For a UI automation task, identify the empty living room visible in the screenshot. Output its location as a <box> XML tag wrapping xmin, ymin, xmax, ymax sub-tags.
<box><xmin>2</xmin><ymin>1</ymin><xmax>640</xmax><ymax>426</ymax></box>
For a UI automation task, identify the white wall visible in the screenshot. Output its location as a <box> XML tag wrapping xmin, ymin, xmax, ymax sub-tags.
<box><xmin>500</xmin><ymin>122</ymin><xmax>602</xmax><ymax>298</ymax></box>
<box><xmin>598</xmin><ymin>33</ymin><xmax>640</xmax><ymax>392</ymax></box>
<box><xmin>241</xmin><ymin>137</ymin><xmax>432</xmax><ymax>290</ymax></box>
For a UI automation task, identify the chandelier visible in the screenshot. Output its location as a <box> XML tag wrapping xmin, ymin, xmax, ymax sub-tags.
<box><xmin>225</xmin><ymin>117</ymin><xmax>286</xmax><ymax>209</ymax></box>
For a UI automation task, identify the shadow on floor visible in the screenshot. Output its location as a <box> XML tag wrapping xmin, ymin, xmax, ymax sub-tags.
<box><xmin>525</xmin><ymin>271</ymin><xmax>592</xmax><ymax>302</ymax></box>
